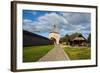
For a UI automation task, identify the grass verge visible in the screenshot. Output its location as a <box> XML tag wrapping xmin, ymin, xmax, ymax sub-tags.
<box><xmin>64</xmin><ymin>46</ymin><xmax>91</xmax><ymax>60</ymax></box>
<box><xmin>23</xmin><ymin>45</ymin><xmax>54</xmax><ymax>62</ymax></box>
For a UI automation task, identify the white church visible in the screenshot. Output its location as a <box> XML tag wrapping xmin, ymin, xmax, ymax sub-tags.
<box><xmin>48</xmin><ymin>25</ymin><xmax>60</xmax><ymax>45</ymax></box>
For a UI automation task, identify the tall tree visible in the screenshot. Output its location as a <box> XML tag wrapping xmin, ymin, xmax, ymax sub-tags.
<box><xmin>87</xmin><ymin>33</ymin><xmax>91</xmax><ymax>46</ymax></box>
<box><xmin>60</xmin><ymin>34</ymin><xmax>69</xmax><ymax>45</ymax></box>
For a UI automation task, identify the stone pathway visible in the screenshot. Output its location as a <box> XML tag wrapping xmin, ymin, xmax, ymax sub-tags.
<box><xmin>39</xmin><ymin>44</ymin><xmax>70</xmax><ymax>61</ymax></box>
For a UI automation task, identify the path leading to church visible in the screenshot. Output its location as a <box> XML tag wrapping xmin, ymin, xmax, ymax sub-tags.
<box><xmin>39</xmin><ymin>44</ymin><xmax>70</xmax><ymax>61</ymax></box>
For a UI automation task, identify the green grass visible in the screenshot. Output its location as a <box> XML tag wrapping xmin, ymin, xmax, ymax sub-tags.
<box><xmin>23</xmin><ymin>45</ymin><xmax>54</xmax><ymax>62</ymax></box>
<box><xmin>64</xmin><ymin>46</ymin><xmax>91</xmax><ymax>60</ymax></box>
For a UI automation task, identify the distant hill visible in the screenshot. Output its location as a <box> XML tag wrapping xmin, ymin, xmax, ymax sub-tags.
<box><xmin>23</xmin><ymin>30</ymin><xmax>53</xmax><ymax>46</ymax></box>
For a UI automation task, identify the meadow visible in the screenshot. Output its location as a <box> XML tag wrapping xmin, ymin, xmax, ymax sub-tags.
<box><xmin>23</xmin><ymin>45</ymin><xmax>54</xmax><ymax>62</ymax></box>
<box><xmin>64</xmin><ymin>46</ymin><xmax>91</xmax><ymax>60</ymax></box>
<box><xmin>23</xmin><ymin>44</ymin><xmax>91</xmax><ymax>62</ymax></box>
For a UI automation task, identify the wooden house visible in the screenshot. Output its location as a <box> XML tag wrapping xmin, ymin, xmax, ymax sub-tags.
<box><xmin>68</xmin><ymin>33</ymin><xmax>87</xmax><ymax>46</ymax></box>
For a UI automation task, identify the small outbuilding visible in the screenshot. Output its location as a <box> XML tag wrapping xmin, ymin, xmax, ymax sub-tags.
<box><xmin>68</xmin><ymin>33</ymin><xmax>87</xmax><ymax>46</ymax></box>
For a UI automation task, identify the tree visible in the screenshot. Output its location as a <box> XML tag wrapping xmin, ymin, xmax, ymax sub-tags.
<box><xmin>87</xmin><ymin>33</ymin><xmax>91</xmax><ymax>45</ymax></box>
<box><xmin>65</xmin><ymin>34</ymin><xmax>69</xmax><ymax>45</ymax></box>
<box><xmin>60</xmin><ymin>34</ymin><xmax>69</xmax><ymax>45</ymax></box>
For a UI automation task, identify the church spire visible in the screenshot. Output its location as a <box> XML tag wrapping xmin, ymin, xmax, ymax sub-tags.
<box><xmin>51</xmin><ymin>24</ymin><xmax>59</xmax><ymax>33</ymax></box>
<box><xmin>49</xmin><ymin>24</ymin><xmax>60</xmax><ymax>45</ymax></box>
<box><xmin>53</xmin><ymin>24</ymin><xmax>56</xmax><ymax>30</ymax></box>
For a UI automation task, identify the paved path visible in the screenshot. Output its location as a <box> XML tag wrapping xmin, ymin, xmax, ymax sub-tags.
<box><xmin>39</xmin><ymin>44</ymin><xmax>70</xmax><ymax>61</ymax></box>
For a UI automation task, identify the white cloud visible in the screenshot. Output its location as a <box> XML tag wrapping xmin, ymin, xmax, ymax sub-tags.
<box><xmin>61</xmin><ymin>12</ymin><xmax>91</xmax><ymax>24</ymax></box>
<box><xmin>38</xmin><ymin>13</ymin><xmax>68</xmax><ymax>28</ymax></box>
<box><xmin>23</xmin><ymin>13</ymin><xmax>69</xmax><ymax>32</ymax></box>
<box><xmin>23</xmin><ymin>12</ymin><xmax>91</xmax><ymax>37</ymax></box>
<box><xmin>23</xmin><ymin>19</ymin><xmax>33</xmax><ymax>24</ymax></box>
<box><xmin>32</xmin><ymin>11</ymin><xmax>37</xmax><ymax>15</ymax></box>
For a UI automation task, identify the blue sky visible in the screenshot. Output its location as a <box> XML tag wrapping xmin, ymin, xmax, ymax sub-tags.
<box><xmin>23</xmin><ymin>10</ymin><xmax>91</xmax><ymax>38</ymax></box>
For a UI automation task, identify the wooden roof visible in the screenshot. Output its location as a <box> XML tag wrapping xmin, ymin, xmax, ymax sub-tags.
<box><xmin>72</xmin><ymin>37</ymin><xmax>85</xmax><ymax>41</ymax></box>
<box><xmin>69</xmin><ymin>33</ymin><xmax>86</xmax><ymax>41</ymax></box>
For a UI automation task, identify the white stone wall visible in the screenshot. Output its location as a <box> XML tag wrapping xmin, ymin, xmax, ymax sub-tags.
<box><xmin>48</xmin><ymin>32</ymin><xmax>60</xmax><ymax>44</ymax></box>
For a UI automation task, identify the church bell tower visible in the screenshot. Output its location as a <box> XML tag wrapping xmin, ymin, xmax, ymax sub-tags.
<box><xmin>48</xmin><ymin>24</ymin><xmax>60</xmax><ymax>45</ymax></box>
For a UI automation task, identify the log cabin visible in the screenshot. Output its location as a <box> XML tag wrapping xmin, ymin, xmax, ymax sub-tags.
<box><xmin>68</xmin><ymin>33</ymin><xmax>87</xmax><ymax>46</ymax></box>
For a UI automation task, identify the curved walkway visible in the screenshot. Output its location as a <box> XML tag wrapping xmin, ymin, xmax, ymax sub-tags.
<box><xmin>39</xmin><ymin>44</ymin><xmax>70</xmax><ymax>61</ymax></box>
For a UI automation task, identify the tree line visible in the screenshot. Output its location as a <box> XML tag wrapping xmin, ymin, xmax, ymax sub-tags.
<box><xmin>60</xmin><ymin>33</ymin><xmax>91</xmax><ymax>46</ymax></box>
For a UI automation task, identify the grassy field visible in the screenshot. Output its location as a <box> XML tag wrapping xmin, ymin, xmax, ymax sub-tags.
<box><xmin>64</xmin><ymin>46</ymin><xmax>91</xmax><ymax>60</ymax></box>
<box><xmin>23</xmin><ymin>45</ymin><xmax>54</xmax><ymax>62</ymax></box>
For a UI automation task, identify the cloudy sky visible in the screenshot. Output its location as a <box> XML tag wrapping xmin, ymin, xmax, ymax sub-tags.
<box><xmin>23</xmin><ymin>10</ymin><xmax>91</xmax><ymax>38</ymax></box>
